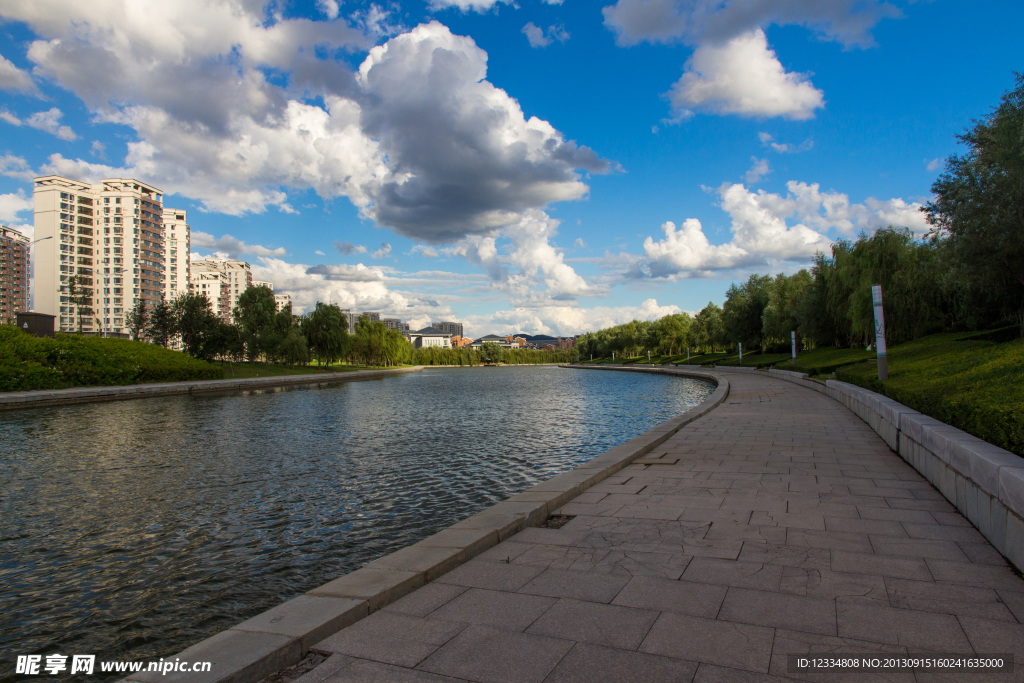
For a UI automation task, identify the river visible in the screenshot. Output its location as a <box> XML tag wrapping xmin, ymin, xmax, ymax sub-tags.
<box><xmin>0</xmin><ymin>365</ymin><xmax>712</xmax><ymax>680</ymax></box>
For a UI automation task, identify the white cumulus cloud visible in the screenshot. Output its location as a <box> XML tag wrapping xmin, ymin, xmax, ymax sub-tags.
<box><xmin>0</xmin><ymin>53</ymin><xmax>40</xmax><ymax>96</ymax></box>
<box><xmin>26</xmin><ymin>107</ymin><xmax>77</xmax><ymax>140</ymax></box>
<box><xmin>191</xmin><ymin>231</ymin><xmax>287</xmax><ymax>259</ymax></box>
<box><xmin>745</xmin><ymin>157</ymin><xmax>771</xmax><ymax>183</ymax></box>
<box><xmin>668</xmin><ymin>30</ymin><xmax>824</xmax><ymax>121</ymax></box>
<box><xmin>0</xmin><ymin>190</ymin><xmax>34</xmax><ymax>224</ymax></box>
<box><xmin>635</xmin><ymin>180</ymin><xmax>929</xmax><ymax>279</ymax></box>
<box><xmin>522</xmin><ymin>23</ymin><xmax>570</xmax><ymax>48</ymax></box>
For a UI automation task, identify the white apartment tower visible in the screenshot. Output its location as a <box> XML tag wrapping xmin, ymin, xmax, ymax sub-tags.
<box><xmin>190</xmin><ymin>259</ymin><xmax>252</xmax><ymax>323</ymax></box>
<box><xmin>163</xmin><ymin>209</ymin><xmax>190</xmax><ymax>301</ymax></box>
<box><xmin>33</xmin><ymin>175</ymin><xmax>176</xmax><ymax>334</ymax></box>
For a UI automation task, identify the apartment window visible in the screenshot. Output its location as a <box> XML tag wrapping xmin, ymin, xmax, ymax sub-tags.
<box><xmin>116</xmin><ymin>197</ymin><xmax>121</xmax><ymax>204</ymax></box>
<box><xmin>104</xmin><ymin>198</ymin><xmax>109</xmax><ymax>204</ymax></box>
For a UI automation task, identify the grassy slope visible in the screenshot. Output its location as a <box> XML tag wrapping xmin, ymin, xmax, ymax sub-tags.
<box><xmin>0</xmin><ymin>325</ymin><xmax>223</xmax><ymax>391</ymax></box>
<box><xmin>838</xmin><ymin>329</ymin><xmax>1024</xmax><ymax>456</ymax></box>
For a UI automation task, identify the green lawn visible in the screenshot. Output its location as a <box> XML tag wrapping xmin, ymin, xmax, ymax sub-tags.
<box><xmin>836</xmin><ymin>328</ymin><xmax>1024</xmax><ymax>456</ymax></box>
<box><xmin>0</xmin><ymin>326</ymin><xmax>223</xmax><ymax>391</ymax></box>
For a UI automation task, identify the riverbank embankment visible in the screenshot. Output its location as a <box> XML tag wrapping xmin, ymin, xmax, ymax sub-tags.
<box><xmin>0</xmin><ymin>366</ymin><xmax>427</xmax><ymax>410</ymax></box>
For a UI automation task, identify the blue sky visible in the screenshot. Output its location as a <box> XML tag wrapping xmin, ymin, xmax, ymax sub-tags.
<box><xmin>0</xmin><ymin>0</ymin><xmax>1021</xmax><ymax>337</ymax></box>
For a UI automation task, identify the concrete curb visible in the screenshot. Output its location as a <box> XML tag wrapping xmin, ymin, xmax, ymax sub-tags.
<box><xmin>0</xmin><ymin>366</ymin><xmax>426</xmax><ymax>411</ymax></box>
<box><xmin>121</xmin><ymin>367</ymin><xmax>727</xmax><ymax>683</ymax></box>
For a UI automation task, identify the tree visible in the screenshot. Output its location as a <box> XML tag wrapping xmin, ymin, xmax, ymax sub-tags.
<box><xmin>126</xmin><ymin>298</ymin><xmax>148</xmax><ymax>341</ymax></box>
<box><xmin>172</xmin><ymin>292</ymin><xmax>219</xmax><ymax>358</ymax></box>
<box><xmin>479</xmin><ymin>341</ymin><xmax>504</xmax><ymax>364</ymax></box>
<box><xmin>925</xmin><ymin>72</ymin><xmax>1024</xmax><ymax>336</ymax></box>
<box><xmin>277</xmin><ymin>327</ymin><xmax>309</xmax><ymax>368</ymax></box>
<box><xmin>148</xmin><ymin>297</ymin><xmax>175</xmax><ymax>347</ymax></box>
<box><xmin>762</xmin><ymin>270</ymin><xmax>812</xmax><ymax>349</ymax></box>
<box><xmin>722</xmin><ymin>274</ymin><xmax>772</xmax><ymax>350</ymax></box>
<box><xmin>693</xmin><ymin>302</ymin><xmax>725</xmax><ymax>353</ymax></box>
<box><xmin>233</xmin><ymin>285</ymin><xmax>277</xmax><ymax>362</ymax></box>
<box><xmin>301</xmin><ymin>303</ymin><xmax>349</xmax><ymax>366</ymax></box>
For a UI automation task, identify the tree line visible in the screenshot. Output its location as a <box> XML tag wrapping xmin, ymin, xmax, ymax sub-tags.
<box><xmin>128</xmin><ymin>285</ymin><xmax>575</xmax><ymax>367</ymax></box>
<box><xmin>578</xmin><ymin>73</ymin><xmax>1024</xmax><ymax>357</ymax></box>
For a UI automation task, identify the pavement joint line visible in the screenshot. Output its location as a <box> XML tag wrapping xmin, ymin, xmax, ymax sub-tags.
<box><xmin>120</xmin><ymin>366</ymin><xmax>730</xmax><ymax>683</ymax></box>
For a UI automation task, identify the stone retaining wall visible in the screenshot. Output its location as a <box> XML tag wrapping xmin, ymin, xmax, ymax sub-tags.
<box><xmin>123</xmin><ymin>368</ymin><xmax>729</xmax><ymax>683</ymax></box>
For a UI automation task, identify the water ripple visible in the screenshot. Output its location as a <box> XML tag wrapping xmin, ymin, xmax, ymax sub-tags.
<box><xmin>0</xmin><ymin>366</ymin><xmax>711</xmax><ymax>680</ymax></box>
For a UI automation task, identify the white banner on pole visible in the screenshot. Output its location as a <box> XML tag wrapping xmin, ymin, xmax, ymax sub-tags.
<box><xmin>872</xmin><ymin>284</ymin><xmax>888</xmax><ymax>380</ymax></box>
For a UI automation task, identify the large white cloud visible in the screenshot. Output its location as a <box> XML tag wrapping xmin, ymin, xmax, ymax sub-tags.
<box><xmin>636</xmin><ymin>180</ymin><xmax>928</xmax><ymax>279</ymax></box>
<box><xmin>4</xmin><ymin>4</ymin><xmax>608</xmax><ymax>239</ymax></box>
<box><xmin>668</xmin><ymin>29</ymin><xmax>824</xmax><ymax>121</ymax></box>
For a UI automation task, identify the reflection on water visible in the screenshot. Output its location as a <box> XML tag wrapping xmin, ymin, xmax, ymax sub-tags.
<box><xmin>0</xmin><ymin>366</ymin><xmax>712</xmax><ymax>680</ymax></box>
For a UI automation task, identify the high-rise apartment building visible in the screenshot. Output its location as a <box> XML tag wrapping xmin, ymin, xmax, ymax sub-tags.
<box><xmin>190</xmin><ymin>258</ymin><xmax>252</xmax><ymax>323</ymax></box>
<box><xmin>163</xmin><ymin>209</ymin><xmax>190</xmax><ymax>302</ymax></box>
<box><xmin>0</xmin><ymin>225</ymin><xmax>30</xmax><ymax>323</ymax></box>
<box><xmin>253</xmin><ymin>280</ymin><xmax>273</xmax><ymax>290</ymax></box>
<box><xmin>361</xmin><ymin>311</ymin><xmax>381</xmax><ymax>323</ymax></box>
<box><xmin>432</xmin><ymin>321</ymin><xmax>463</xmax><ymax>338</ymax></box>
<box><xmin>33</xmin><ymin>175</ymin><xmax>169</xmax><ymax>334</ymax></box>
<box><xmin>338</xmin><ymin>308</ymin><xmax>355</xmax><ymax>334</ymax></box>
<box><xmin>274</xmin><ymin>293</ymin><xmax>291</xmax><ymax>313</ymax></box>
<box><xmin>382</xmin><ymin>318</ymin><xmax>410</xmax><ymax>332</ymax></box>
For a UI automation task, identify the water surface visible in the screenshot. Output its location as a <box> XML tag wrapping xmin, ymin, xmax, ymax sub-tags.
<box><xmin>0</xmin><ymin>366</ymin><xmax>712</xmax><ymax>679</ymax></box>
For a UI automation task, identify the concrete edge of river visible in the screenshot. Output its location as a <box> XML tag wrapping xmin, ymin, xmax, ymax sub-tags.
<box><xmin>118</xmin><ymin>367</ymin><xmax>730</xmax><ymax>683</ymax></box>
<box><xmin>0</xmin><ymin>366</ymin><xmax>428</xmax><ymax>410</ymax></box>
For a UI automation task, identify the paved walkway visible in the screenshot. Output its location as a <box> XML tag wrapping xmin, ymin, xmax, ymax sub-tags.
<box><xmin>297</xmin><ymin>372</ymin><xmax>1024</xmax><ymax>682</ymax></box>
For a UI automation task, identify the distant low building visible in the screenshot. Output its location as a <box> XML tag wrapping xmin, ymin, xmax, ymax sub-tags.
<box><xmin>408</xmin><ymin>326</ymin><xmax>452</xmax><ymax>348</ymax></box>
<box><xmin>469</xmin><ymin>334</ymin><xmax>519</xmax><ymax>348</ymax></box>
<box><xmin>556</xmin><ymin>336</ymin><xmax>575</xmax><ymax>349</ymax></box>
<box><xmin>451</xmin><ymin>335</ymin><xmax>473</xmax><ymax>348</ymax></box>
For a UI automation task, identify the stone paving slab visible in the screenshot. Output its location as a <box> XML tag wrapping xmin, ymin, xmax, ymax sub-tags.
<box><xmin>295</xmin><ymin>371</ymin><xmax>1024</xmax><ymax>683</ymax></box>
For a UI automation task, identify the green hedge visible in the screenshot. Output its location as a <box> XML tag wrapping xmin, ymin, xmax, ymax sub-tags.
<box><xmin>0</xmin><ymin>326</ymin><xmax>224</xmax><ymax>391</ymax></box>
<box><xmin>836</xmin><ymin>329</ymin><xmax>1024</xmax><ymax>456</ymax></box>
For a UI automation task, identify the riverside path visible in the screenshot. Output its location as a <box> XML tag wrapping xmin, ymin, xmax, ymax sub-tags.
<box><xmin>281</xmin><ymin>371</ymin><xmax>1024</xmax><ymax>683</ymax></box>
